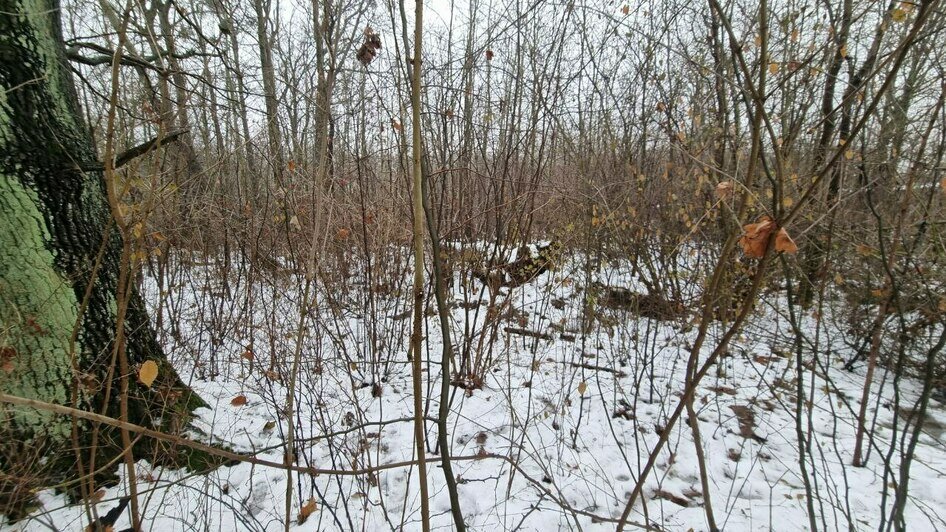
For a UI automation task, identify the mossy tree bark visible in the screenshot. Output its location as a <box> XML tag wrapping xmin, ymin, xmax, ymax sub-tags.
<box><xmin>0</xmin><ymin>0</ymin><xmax>203</xmax><ymax>499</ymax></box>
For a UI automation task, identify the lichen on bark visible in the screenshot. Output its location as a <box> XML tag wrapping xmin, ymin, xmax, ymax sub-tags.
<box><xmin>0</xmin><ymin>0</ymin><xmax>85</xmax><ymax>444</ymax></box>
<box><xmin>1</xmin><ymin>0</ymin><xmax>206</xmax><ymax>500</ymax></box>
<box><xmin>0</xmin><ymin>163</ymin><xmax>79</xmax><ymax>440</ymax></box>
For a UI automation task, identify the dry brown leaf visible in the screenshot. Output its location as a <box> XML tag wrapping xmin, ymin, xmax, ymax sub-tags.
<box><xmin>577</xmin><ymin>381</ymin><xmax>587</xmax><ymax>396</ymax></box>
<box><xmin>138</xmin><ymin>360</ymin><xmax>158</xmax><ymax>388</ymax></box>
<box><xmin>715</xmin><ymin>181</ymin><xmax>734</xmax><ymax>199</ymax></box>
<box><xmin>231</xmin><ymin>395</ymin><xmax>248</xmax><ymax>407</ymax></box>
<box><xmin>298</xmin><ymin>497</ymin><xmax>318</xmax><ymax>524</ymax></box>
<box><xmin>775</xmin><ymin>228</ymin><xmax>798</xmax><ymax>254</ymax></box>
<box><xmin>1</xmin><ymin>346</ymin><xmax>16</xmax><ymax>374</ymax></box>
<box><xmin>739</xmin><ymin>216</ymin><xmax>776</xmax><ymax>258</ymax></box>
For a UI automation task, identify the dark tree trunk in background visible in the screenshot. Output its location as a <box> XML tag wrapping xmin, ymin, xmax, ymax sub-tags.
<box><xmin>0</xmin><ymin>0</ymin><xmax>202</xmax><ymax>507</ymax></box>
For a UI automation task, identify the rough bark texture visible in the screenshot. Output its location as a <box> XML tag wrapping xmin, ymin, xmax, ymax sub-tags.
<box><xmin>0</xmin><ymin>0</ymin><xmax>203</xmax><ymax>502</ymax></box>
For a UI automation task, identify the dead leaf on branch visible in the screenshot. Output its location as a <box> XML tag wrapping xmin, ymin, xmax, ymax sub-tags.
<box><xmin>1</xmin><ymin>346</ymin><xmax>16</xmax><ymax>373</ymax></box>
<box><xmin>739</xmin><ymin>216</ymin><xmax>798</xmax><ymax>258</ymax></box>
<box><xmin>298</xmin><ymin>498</ymin><xmax>318</xmax><ymax>524</ymax></box>
<box><xmin>356</xmin><ymin>27</ymin><xmax>382</xmax><ymax>66</ymax></box>
<box><xmin>775</xmin><ymin>228</ymin><xmax>798</xmax><ymax>254</ymax></box>
<box><xmin>715</xmin><ymin>181</ymin><xmax>734</xmax><ymax>200</ymax></box>
<box><xmin>138</xmin><ymin>360</ymin><xmax>158</xmax><ymax>388</ymax></box>
<box><xmin>739</xmin><ymin>216</ymin><xmax>775</xmax><ymax>258</ymax></box>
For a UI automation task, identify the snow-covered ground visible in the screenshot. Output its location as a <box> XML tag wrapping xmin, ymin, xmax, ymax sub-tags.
<box><xmin>5</xmin><ymin>251</ymin><xmax>946</xmax><ymax>531</ymax></box>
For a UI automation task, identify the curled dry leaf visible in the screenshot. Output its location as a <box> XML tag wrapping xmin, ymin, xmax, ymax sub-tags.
<box><xmin>337</xmin><ymin>227</ymin><xmax>351</xmax><ymax>240</ymax></box>
<box><xmin>740</xmin><ymin>216</ymin><xmax>798</xmax><ymax>257</ymax></box>
<box><xmin>715</xmin><ymin>181</ymin><xmax>734</xmax><ymax>200</ymax></box>
<box><xmin>138</xmin><ymin>360</ymin><xmax>159</xmax><ymax>388</ymax></box>
<box><xmin>231</xmin><ymin>395</ymin><xmax>248</xmax><ymax>407</ymax></box>
<box><xmin>739</xmin><ymin>216</ymin><xmax>776</xmax><ymax>258</ymax></box>
<box><xmin>298</xmin><ymin>497</ymin><xmax>318</xmax><ymax>524</ymax></box>
<box><xmin>577</xmin><ymin>381</ymin><xmax>588</xmax><ymax>396</ymax></box>
<box><xmin>775</xmin><ymin>228</ymin><xmax>798</xmax><ymax>254</ymax></box>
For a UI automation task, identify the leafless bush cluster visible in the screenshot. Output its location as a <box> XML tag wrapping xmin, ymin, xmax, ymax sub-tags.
<box><xmin>3</xmin><ymin>0</ymin><xmax>946</xmax><ymax>529</ymax></box>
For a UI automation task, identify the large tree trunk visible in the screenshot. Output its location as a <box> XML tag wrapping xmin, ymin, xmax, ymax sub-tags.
<box><xmin>0</xmin><ymin>0</ymin><xmax>202</xmax><ymax>509</ymax></box>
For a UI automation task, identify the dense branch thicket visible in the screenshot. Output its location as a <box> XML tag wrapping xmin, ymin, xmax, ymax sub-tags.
<box><xmin>2</xmin><ymin>0</ymin><xmax>945</xmax><ymax>528</ymax></box>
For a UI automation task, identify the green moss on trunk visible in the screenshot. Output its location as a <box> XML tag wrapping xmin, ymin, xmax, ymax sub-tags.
<box><xmin>1</xmin><ymin>0</ymin><xmax>206</xmax><ymax>513</ymax></box>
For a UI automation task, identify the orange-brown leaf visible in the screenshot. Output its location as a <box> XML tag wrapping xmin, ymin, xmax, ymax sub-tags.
<box><xmin>298</xmin><ymin>497</ymin><xmax>318</xmax><ymax>524</ymax></box>
<box><xmin>138</xmin><ymin>360</ymin><xmax>159</xmax><ymax>388</ymax></box>
<box><xmin>231</xmin><ymin>395</ymin><xmax>248</xmax><ymax>407</ymax></box>
<box><xmin>739</xmin><ymin>216</ymin><xmax>775</xmax><ymax>258</ymax></box>
<box><xmin>775</xmin><ymin>227</ymin><xmax>798</xmax><ymax>254</ymax></box>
